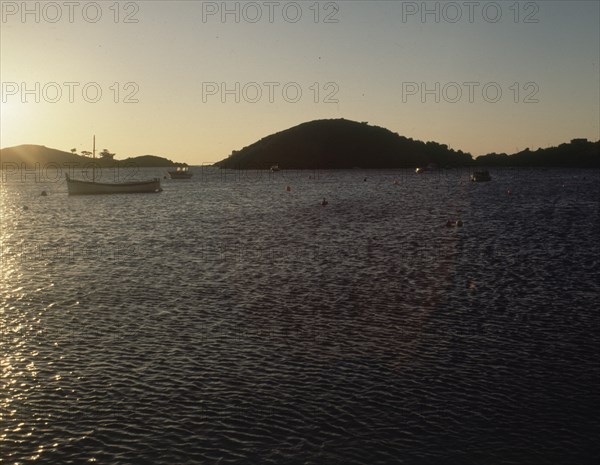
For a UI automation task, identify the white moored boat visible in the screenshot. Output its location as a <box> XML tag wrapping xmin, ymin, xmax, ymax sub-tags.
<box><xmin>65</xmin><ymin>174</ymin><xmax>162</xmax><ymax>195</ymax></box>
<box><xmin>168</xmin><ymin>167</ymin><xmax>193</xmax><ymax>179</ymax></box>
<box><xmin>65</xmin><ymin>136</ymin><xmax>162</xmax><ymax>195</ymax></box>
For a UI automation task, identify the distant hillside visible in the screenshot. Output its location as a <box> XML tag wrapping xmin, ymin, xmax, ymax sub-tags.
<box><xmin>214</xmin><ymin>119</ymin><xmax>473</xmax><ymax>169</ymax></box>
<box><xmin>0</xmin><ymin>145</ymin><xmax>185</xmax><ymax>169</ymax></box>
<box><xmin>475</xmin><ymin>139</ymin><xmax>600</xmax><ymax>167</ymax></box>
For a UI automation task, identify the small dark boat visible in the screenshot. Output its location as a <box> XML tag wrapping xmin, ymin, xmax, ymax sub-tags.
<box><xmin>470</xmin><ymin>170</ymin><xmax>491</xmax><ymax>182</ymax></box>
<box><xmin>416</xmin><ymin>163</ymin><xmax>437</xmax><ymax>174</ymax></box>
<box><xmin>168</xmin><ymin>167</ymin><xmax>193</xmax><ymax>179</ymax></box>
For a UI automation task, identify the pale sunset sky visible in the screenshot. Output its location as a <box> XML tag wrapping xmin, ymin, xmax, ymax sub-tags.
<box><xmin>1</xmin><ymin>0</ymin><xmax>599</xmax><ymax>164</ymax></box>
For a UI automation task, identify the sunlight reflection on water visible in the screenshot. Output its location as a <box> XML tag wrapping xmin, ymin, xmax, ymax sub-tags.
<box><xmin>1</xmin><ymin>167</ymin><xmax>599</xmax><ymax>464</ymax></box>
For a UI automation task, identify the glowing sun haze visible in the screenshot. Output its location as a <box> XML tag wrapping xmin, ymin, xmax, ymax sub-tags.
<box><xmin>1</xmin><ymin>1</ymin><xmax>598</xmax><ymax>164</ymax></box>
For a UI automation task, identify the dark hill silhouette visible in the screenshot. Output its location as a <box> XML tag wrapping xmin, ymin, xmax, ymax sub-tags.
<box><xmin>0</xmin><ymin>145</ymin><xmax>184</xmax><ymax>169</ymax></box>
<box><xmin>0</xmin><ymin>144</ymin><xmax>83</xmax><ymax>167</ymax></box>
<box><xmin>475</xmin><ymin>139</ymin><xmax>600</xmax><ymax>167</ymax></box>
<box><xmin>214</xmin><ymin>119</ymin><xmax>473</xmax><ymax>169</ymax></box>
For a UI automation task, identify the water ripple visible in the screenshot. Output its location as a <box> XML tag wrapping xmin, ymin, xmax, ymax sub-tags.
<box><xmin>1</xmin><ymin>168</ymin><xmax>599</xmax><ymax>464</ymax></box>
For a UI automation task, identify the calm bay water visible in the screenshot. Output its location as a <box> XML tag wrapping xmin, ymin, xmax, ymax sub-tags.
<box><xmin>1</xmin><ymin>167</ymin><xmax>599</xmax><ymax>464</ymax></box>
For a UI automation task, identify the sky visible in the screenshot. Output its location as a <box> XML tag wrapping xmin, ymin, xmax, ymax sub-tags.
<box><xmin>0</xmin><ymin>0</ymin><xmax>599</xmax><ymax>165</ymax></box>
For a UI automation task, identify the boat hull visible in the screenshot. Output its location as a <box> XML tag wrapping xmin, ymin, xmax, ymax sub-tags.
<box><xmin>66</xmin><ymin>175</ymin><xmax>162</xmax><ymax>195</ymax></box>
<box><xmin>470</xmin><ymin>171</ymin><xmax>491</xmax><ymax>182</ymax></box>
<box><xmin>168</xmin><ymin>172</ymin><xmax>193</xmax><ymax>179</ymax></box>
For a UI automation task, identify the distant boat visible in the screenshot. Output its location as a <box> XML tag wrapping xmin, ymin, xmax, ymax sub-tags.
<box><xmin>470</xmin><ymin>170</ymin><xmax>491</xmax><ymax>182</ymax></box>
<box><xmin>415</xmin><ymin>163</ymin><xmax>437</xmax><ymax>174</ymax></box>
<box><xmin>168</xmin><ymin>167</ymin><xmax>193</xmax><ymax>179</ymax></box>
<box><xmin>270</xmin><ymin>164</ymin><xmax>280</xmax><ymax>172</ymax></box>
<box><xmin>65</xmin><ymin>136</ymin><xmax>162</xmax><ymax>195</ymax></box>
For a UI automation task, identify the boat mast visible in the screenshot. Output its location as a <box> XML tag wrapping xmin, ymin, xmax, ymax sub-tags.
<box><xmin>92</xmin><ymin>135</ymin><xmax>96</xmax><ymax>183</ymax></box>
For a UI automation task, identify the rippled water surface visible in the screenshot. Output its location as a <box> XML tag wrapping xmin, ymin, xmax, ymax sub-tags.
<box><xmin>1</xmin><ymin>167</ymin><xmax>599</xmax><ymax>464</ymax></box>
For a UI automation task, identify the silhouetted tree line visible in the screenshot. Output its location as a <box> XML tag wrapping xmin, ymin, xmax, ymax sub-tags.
<box><xmin>475</xmin><ymin>139</ymin><xmax>599</xmax><ymax>167</ymax></box>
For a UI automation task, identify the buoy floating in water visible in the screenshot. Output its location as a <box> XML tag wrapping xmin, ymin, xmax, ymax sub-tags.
<box><xmin>40</xmin><ymin>191</ymin><xmax>47</xmax><ymax>196</ymax></box>
<box><xmin>321</xmin><ymin>198</ymin><xmax>328</xmax><ymax>206</ymax></box>
<box><xmin>23</xmin><ymin>206</ymin><xmax>29</xmax><ymax>211</ymax></box>
<box><xmin>456</xmin><ymin>219</ymin><xmax>463</xmax><ymax>227</ymax></box>
<box><xmin>286</xmin><ymin>185</ymin><xmax>291</xmax><ymax>192</ymax></box>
